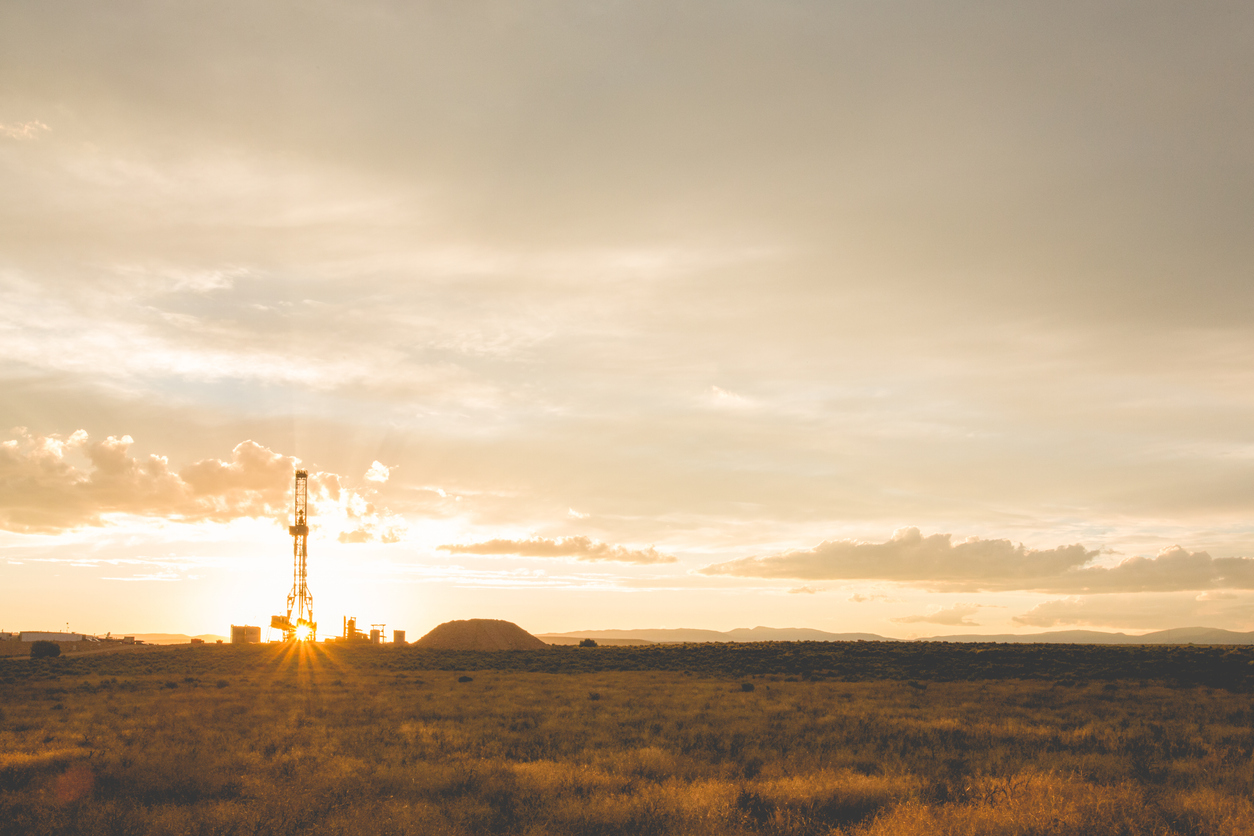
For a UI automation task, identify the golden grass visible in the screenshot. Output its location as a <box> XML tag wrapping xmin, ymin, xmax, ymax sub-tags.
<box><xmin>1</xmin><ymin>642</ymin><xmax>1252</xmax><ymax>835</ymax></box>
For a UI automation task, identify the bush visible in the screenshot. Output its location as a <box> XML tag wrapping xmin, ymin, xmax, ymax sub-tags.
<box><xmin>740</xmin><ymin>682</ymin><xmax>755</xmax><ymax>692</ymax></box>
<box><xmin>30</xmin><ymin>640</ymin><xmax>60</xmax><ymax>659</ymax></box>
<box><xmin>579</xmin><ymin>638</ymin><xmax>598</xmax><ymax>647</ymax></box>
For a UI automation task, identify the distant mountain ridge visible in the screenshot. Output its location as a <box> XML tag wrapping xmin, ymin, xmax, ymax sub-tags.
<box><xmin>538</xmin><ymin>626</ymin><xmax>1254</xmax><ymax>645</ymax></box>
<box><xmin>924</xmin><ymin>627</ymin><xmax>1254</xmax><ymax>645</ymax></box>
<box><xmin>539</xmin><ymin>627</ymin><xmax>893</xmax><ymax>643</ymax></box>
<box><xmin>115</xmin><ymin>626</ymin><xmax>1254</xmax><ymax>646</ymax></box>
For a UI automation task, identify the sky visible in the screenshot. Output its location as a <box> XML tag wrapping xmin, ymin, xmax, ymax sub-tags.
<box><xmin>3</xmin><ymin>1</ymin><xmax>1254</xmax><ymax>639</ymax></box>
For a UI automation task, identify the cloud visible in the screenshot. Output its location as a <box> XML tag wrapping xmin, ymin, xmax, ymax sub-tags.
<box><xmin>891</xmin><ymin>604</ymin><xmax>981</xmax><ymax>626</ymax></box>
<box><xmin>102</xmin><ymin>571</ymin><xmax>181</xmax><ymax>582</ymax></box>
<box><xmin>700</xmin><ymin>528</ymin><xmax>1096</xmax><ymax>591</ymax></box>
<box><xmin>699</xmin><ymin>528</ymin><xmax>1254</xmax><ymax>593</ymax></box>
<box><xmin>0</xmin><ymin>429</ymin><xmax>394</xmax><ymax>538</ymax></box>
<box><xmin>438</xmin><ymin>535</ymin><xmax>677</xmax><ymax>565</ymax></box>
<box><xmin>0</xmin><ymin>120</ymin><xmax>49</xmax><ymax>140</ymax></box>
<box><xmin>0</xmin><ymin>428</ymin><xmax>188</xmax><ymax>531</ymax></box>
<box><xmin>1014</xmin><ymin>598</ymin><xmax>1099</xmax><ymax>628</ymax></box>
<box><xmin>709</xmin><ymin>386</ymin><xmax>753</xmax><ymax>409</ymax></box>
<box><xmin>1064</xmin><ymin>547</ymin><xmax>1254</xmax><ymax>593</ymax></box>
<box><xmin>178</xmin><ymin>439</ymin><xmax>302</xmax><ymax>517</ymax></box>
<box><xmin>788</xmin><ymin>585</ymin><xmax>823</xmax><ymax>594</ymax></box>
<box><xmin>364</xmin><ymin>461</ymin><xmax>391</xmax><ymax>483</ymax></box>
<box><xmin>338</xmin><ymin>525</ymin><xmax>404</xmax><ymax>544</ymax></box>
<box><xmin>848</xmin><ymin>592</ymin><xmax>892</xmax><ymax>603</ymax></box>
<box><xmin>1011</xmin><ymin>589</ymin><xmax>1254</xmax><ymax>629</ymax></box>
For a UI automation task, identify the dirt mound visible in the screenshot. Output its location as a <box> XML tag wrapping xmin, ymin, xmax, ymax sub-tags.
<box><xmin>414</xmin><ymin>619</ymin><xmax>548</xmax><ymax>650</ymax></box>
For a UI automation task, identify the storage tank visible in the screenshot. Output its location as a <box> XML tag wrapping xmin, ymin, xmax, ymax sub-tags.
<box><xmin>393</xmin><ymin>630</ymin><xmax>406</xmax><ymax>645</ymax></box>
<box><xmin>370</xmin><ymin>629</ymin><xmax>381</xmax><ymax>644</ymax></box>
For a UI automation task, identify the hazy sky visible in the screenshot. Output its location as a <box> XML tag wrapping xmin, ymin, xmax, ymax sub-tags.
<box><xmin>4</xmin><ymin>1</ymin><xmax>1254</xmax><ymax>638</ymax></box>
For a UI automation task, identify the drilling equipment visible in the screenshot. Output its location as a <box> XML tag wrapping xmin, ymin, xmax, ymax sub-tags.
<box><xmin>271</xmin><ymin>470</ymin><xmax>316</xmax><ymax>640</ymax></box>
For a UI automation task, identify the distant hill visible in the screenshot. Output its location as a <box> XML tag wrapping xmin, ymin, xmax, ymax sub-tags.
<box><xmin>415</xmin><ymin>619</ymin><xmax>548</xmax><ymax>650</ymax></box>
<box><xmin>538</xmin><ymin>626</ymin><xmax>1254</xmax><ymax>645</ymax></box>
<box><xmin>539</xmin><ymin>627</ymin><xmax>894</xmax><ymax>643</ymax></box>
<box><xmin>115</xmin><ymin>625</ymin><xmax>1254</xmax><ymax>647</ymax></box>
<box><xmin>925</xmin><ymin>627</ymin><xmax>1254</xmax><ymax>645</ymax></box>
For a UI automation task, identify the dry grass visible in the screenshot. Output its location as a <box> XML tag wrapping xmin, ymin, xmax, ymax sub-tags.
<box><xmin>2</xmin><ymin>643</ymin><xmax>1252</xmax><ymax>835</ymax></box>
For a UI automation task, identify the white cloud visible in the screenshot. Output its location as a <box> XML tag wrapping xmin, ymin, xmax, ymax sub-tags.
<box><xmin>1012</xmin><ymin>593</ymin><xmax>1254</xmax><ymax>629</ymax></box>
<box><xmin>891</xmin><ymin>603</ymin><xmax>982</xmax><ymax>626</ymax></box>
<box><xmin>102</xmin><ymin>571</ymin><xmax>181</xmax><ymax>582</ymax></box>
<box><xmin>788</xmin><ymin>585</ymin><xmax>823</xmax><ymax>594</ymax></box>
<box><xmin>0</xmin><ymin>120</ymin><xmax>49</xmax><ymax>140</ymax></box>
<box><xmin>438</xmin><ymin>535</ymin><xmax>677</xmax><ymax>565</ymax></box>
<box><xmin>364</xmin><ymin>461</ymin><xmax>391</xmax><ymax>483</ymax></box>
<box><xmin>848</xmin><ymin>592</ymin><xmax>891</xmax><ymax>603</ymax></box>
<box><xmin>0</xmin><ymin>429</ymin><xmax>398</xmax><ymax>541</ymax></box>
<box><xmin>709</xmin><ymin>386</ymin><xmax>753</xmax><ymax>409</ymax></box>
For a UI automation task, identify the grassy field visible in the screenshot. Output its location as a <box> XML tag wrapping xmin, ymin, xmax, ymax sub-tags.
<box><xmin>2</xmin><ymin>642</ymin><xmax>1253</xmax><ymax>835</ymax></box>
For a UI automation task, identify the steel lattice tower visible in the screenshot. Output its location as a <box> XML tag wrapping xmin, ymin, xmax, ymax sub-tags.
<box><xmin>273</xmin><ymin>470</ymin><xmax>316</xmax><ymax>640</ymax></box>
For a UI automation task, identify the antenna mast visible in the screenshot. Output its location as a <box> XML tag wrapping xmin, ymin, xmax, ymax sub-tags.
<box><xmin>272</xmin><ymin>470</ymin><xmax>316</xmax><ymax>640</ymax></box>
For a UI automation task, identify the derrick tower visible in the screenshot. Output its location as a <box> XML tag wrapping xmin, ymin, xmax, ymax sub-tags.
<box><xmin>272</xmin><ymin>470</ymin><xmax>316</xmax><ymax>641</ymax></box>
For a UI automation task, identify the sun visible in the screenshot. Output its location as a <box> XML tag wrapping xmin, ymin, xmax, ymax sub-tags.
<box><xmin>295</xmin><ymin>623</ymin><xmax>314</xmax><ymax>641</ymax></box>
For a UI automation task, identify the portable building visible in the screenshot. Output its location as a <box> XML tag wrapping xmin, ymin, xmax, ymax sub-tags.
<box><xmin>230</xmin><ymin>625</ymin><xmax>261</xmax><ymax>644</ymax></box>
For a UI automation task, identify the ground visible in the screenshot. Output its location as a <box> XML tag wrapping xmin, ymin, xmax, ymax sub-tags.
<box><xmin>2</xmin><ymin>642</ymin><xmax>1253</xmax><ymax>835</ymax></box>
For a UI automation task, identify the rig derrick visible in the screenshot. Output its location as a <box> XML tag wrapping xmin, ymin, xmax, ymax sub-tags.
<box><xmin>271</xmin><ymin>470</ymin><xmax>316</xmax><ymax>641</ymax></box>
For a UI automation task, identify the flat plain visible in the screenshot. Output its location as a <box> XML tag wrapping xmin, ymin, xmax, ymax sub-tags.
<box><xmin>2</xmin><ymin>642</ymin><xmax>1253</xmax><ymax>835</ymax></box>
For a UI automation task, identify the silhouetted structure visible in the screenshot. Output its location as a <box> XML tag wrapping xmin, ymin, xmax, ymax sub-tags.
<box><xmin>230</xmin><ymin>625</ymin><xmax>260</xmax><ymax>644</ymax></box>
<box><xmin>341</xmin><ymin>616</ymin><xmax>370</xmax><ymax>642</ymax></box>
<box><xmin>271</xmin><ymin>470</ymin><xmax>316</xmax><ymax>641</ymax></box>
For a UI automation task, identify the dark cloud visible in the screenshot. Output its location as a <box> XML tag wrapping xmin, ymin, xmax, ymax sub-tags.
<box><xmin>699</xmin><ymin>528</ymin><xmax>1254</xmax><ymax>593</ymax></box>
<box><xmin>438</xmin><ymin>535</ymin><xmax>676</xmax><ymax>565</ymax></box>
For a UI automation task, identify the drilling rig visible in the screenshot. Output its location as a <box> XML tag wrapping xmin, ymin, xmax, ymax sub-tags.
<box><xmin>271</xmin><ymin>470</ymin><xmax>316</xmax><ymax>641</ymax></box>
